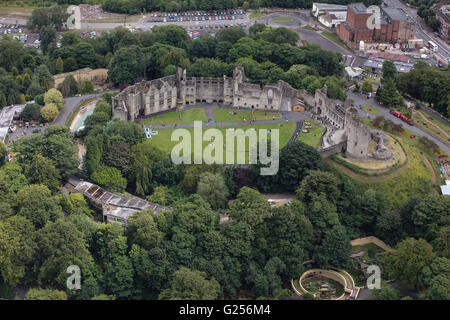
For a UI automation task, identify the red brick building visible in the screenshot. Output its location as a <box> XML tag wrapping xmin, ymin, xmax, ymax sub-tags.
<box><xmin>337</xmin><ymin>3</ymin><xmax>415</xmax><ymax>48</ymax></box>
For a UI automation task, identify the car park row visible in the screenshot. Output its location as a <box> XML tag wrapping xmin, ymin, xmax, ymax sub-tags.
<box><xmin>147</xmin><ymin>10</ymin><xmax>246</xmax><ymax>23</ymax></box>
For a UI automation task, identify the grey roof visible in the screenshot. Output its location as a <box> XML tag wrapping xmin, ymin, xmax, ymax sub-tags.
<box><xmin>349</xmin><ymin>2</ymin><xmax>368</xmax><ymax>13</ymax></box>
<box><xmin>0</xmin><ymin>104</ymin><xmax>25</xmax><ymax>142</ymax></box>
<box><xmin>313</xmin><ymin>2</ymin><xmax>347</xmax><ymax>11</ymax></box>
<box><xmin>382</xmin><ymin>7</ymin><xmax>408</xmax><ymax>21</ymax></box>
<box><xmin>72</xmin><ymin>179</ymin><xmax>172</xmax><ymax>216</ymax></box>
<box><xmin>364</xmin><ymin>58</ymin><xmax>413</xmax><ymax>73</ymax></box>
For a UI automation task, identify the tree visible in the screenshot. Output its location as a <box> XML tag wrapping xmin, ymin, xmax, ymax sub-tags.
<box><xmin>26</xmin><ymin>154</ymin><xmax>61</xmax><ymax>192</ymax></box>
<box><xmin>274</xmin><ymin>141</ymin><xmax>323</xmax><ymax>192</ymax></box>
<box><xmin>296</xmin><ymin>170</ymin><xmax>341</xmax><ymax>205</ymax></box>
<box><xmin>376</xmin><ymin>79</ymin><xmax>400</xmax><ymax>108</ymax></box>
<box><xmin>26</xmin><ymin>288</ymin><xmax>67</xmax><ymax>300</ymax></box>
<box><xmin>0</xmin><ymin>142</ymin><xmax>6</xmax><ymax>166</ymax></box>
<box><xmin>373</xmin><ymin>284</ymin><xmax>401</xmax><ymax>300</ymax></box>
<box><xmin>230</xmin><ymin>187</ymin><xmax>271</xmax><ymax>226</ymax></box>
<box><xmin>21</xmin><ymin>103</ymin><xmax>41</xmax><ymax>121</ymax></box>
<box><xmin>74</xmin><ymin>42</ymin><xmax>96</xmax><ymax>69</ymax></box>
<box><xmin>0</xmin><ymin>94</ymin><xmax>7</xmax><ymax>109</ymax></box>
<box><xmin>159</xmin><ymin>267</ymin><xmax>221</xmax><ymax>300</ymax></box>
<box><xmin>39</xmin><ymin>26</ymin><xmax>56</xmax><ymax>54</ymax></box>
<box><xmin>80</xmin><ymin>80</ymin><xmax>95</xmax><ymax>94</ymax></box>
<box><xmin>313</xmin><ymin>224</ymin><xmax>351</xmax><ymax>269</ymax></box>
<box><xmin>384</xmin><ymin>238</ymin><xmax>436</xmax><ymax>288</ymax></box>
<box><xmin>127</xmin><ymin>210</ymin><xmax>163</xmax><ymax>250</ymax></box>
<box><xmin>361</xmin><ymin>80</ymin><xmax>373</xmax><ymax>93</ymax></box>
<box><xmin>411</xmin><ymin>195</ymin><xmax>450</xmax><ymax>242</ymax></box>
<box><xmin>91</xmin><ymin>165</ymin><xmax>127</xmax><ymax>193</ymax></box>
<box><xmin>108</xmin><ymin>45</ymin><xmax>144</xmax><ymax>85</ymax></box>
<box><xmin>196</xmin><ymin>172</ymin><xmax>229</xmax><ymax>209</ymax></box>
<box><xmin>64</xmin><ymin>57</ymin><xmax>79</xmax><ymax>72</ymax></box>
<box><xmin>56</xmin><ymin>57</ymin><xmax>64</xmax><ymax>74</ymax></box>
<box><xmin>0</xmin><ymin>216</ymin><xmax>35</xmax><ymax>286</ymax></box>
<box><xmin>40</xmin><ymin>103</ymin><xmax>59</xmax><ymax>122</ymax></box>
<box><xmin>147</xmin><ymin>186</ymin><xmax>169</xmax><ymax>206</ymax></box>
<box><xmin>382</xmin><ymin>59</ymin><xmax>397</xmax><ymax>83</ymax></box>
<box><xmin>425</xmin><ymin>274</ymin><xmax>450</xmax><ymax>300</ymax></box>
<box><xmin>34</xmin><ymin>220</ymin><xmax>95</xmax><ymax>288</ymax></box>
<box><xmin>44</xmin><ymin>88</ymin><xmax>65</xmax><ymax>110</ymax></box>
<box><xmin>216</xmin><ymin>27</ymin><xmax>246</xmax><ymax>44</ymax></box>
<box><xmin>14</xmin><ymin>184</ymin><xmax>61</xmax><ymax>228</ymax></box>
<box><xmin>58</xmin><ymin>75</ymin><xmax>79</xmax><ymax>97</ymax></box>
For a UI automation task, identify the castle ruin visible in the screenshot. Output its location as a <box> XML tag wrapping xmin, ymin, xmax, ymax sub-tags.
<box><xmin>112</xmin><ymin>67</ymin><xmax>392</xmax><ymax>160</ymax></box>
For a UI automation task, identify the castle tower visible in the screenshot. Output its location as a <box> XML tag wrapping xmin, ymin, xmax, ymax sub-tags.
<box><xmin>344</xmin><ymin>107</ymin><xmax>370</xmax><ymax>159</ymax></box>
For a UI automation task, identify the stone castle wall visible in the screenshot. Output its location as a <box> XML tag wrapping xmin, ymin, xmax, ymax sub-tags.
<box><xmin>112</xmin><ymin>67</ymin><xmax>302</xmax><ymax>121</ymax></box>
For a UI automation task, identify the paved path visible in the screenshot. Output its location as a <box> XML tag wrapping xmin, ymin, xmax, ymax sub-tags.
<box><xmin>347</xmin><ymin>90</ymin><xmax>450</xmax><ymax>154</ymax></box>
<box><xmin>53</xmin><ymin>93</ymin><xmax>105</xmax><ymax>126</ymax></box>
<box><xmin>6</xmin><ymin>92</ymin><xmax>108</xmax><ymax>145</ymax></box>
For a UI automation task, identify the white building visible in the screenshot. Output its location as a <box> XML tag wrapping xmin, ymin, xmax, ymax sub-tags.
<box><xmin>312</xmin><ymin>2</ymin><xmax>348</xmax><ymax>18</ymax></box>
<box><xmin>318</xmin><ymin>10</ymin><xmax>347</xmax><ymax>28</ymax></box>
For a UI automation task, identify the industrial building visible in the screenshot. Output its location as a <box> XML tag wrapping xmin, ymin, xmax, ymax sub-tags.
<box><xmin>337</xmin><ymin>3</ymin><xmax>416</xmax><ymax>48</ymax></box>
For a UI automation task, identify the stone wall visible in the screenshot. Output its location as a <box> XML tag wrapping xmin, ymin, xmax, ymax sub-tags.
<box><xmin>112</xmin><ymin>67</ymin><xmax>302</xmax><ymax>121</ymax></box>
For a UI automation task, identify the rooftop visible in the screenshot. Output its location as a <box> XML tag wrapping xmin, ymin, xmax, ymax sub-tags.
<box><xmin>0</xmin><ymin>104</ymin><xmax>26</xmax><ymax>143</ymax></box>
<box><xmin>349</xmin><ymin>2</ymin><xmax>368</xmax><ymax>13</ymax></box>
<box><xmin>313</xmin><ymin>2</ymin><xmax>348</xmax><ymax>11</ymax></box>
<box><xmin>382</xmin><ymin>7</ymin><xmax>408</xmax><ymax>21</ymax></box>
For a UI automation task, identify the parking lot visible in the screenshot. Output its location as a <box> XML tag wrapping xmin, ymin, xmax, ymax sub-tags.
<box><xmin>0</xmin><ymin>23</ymin><xmax>24</xmax><ymax>35</ymax></box>
<box><xmin>147</xmin><ymin>10</ymin><xmax>246</xmax><ymax>23</ymax></box>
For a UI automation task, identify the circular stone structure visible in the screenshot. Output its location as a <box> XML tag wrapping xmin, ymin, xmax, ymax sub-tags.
<box><xmin>292</xmin><ymin>269</ymin><xmax>359</xmax><ymax>300</ymax></box>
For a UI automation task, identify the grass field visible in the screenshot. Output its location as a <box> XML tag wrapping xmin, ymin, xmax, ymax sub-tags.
<box><xmin>412</xmin><ymin>109</ymin><xmax>450</xmax><ymax>142</ymax></box>
<box><xmin>140</xmin><ymin>108</ymin><xmax>207</xmax><ymax>125</ymax></box>
<box><xmin>145</xmin><ymin>122</ymin><xmax>296</xmax><ymax>163</ymax></box>
<box><xmin>320</xmin><ymin>32</ymin><xmax>354</xmax><ymax>53</ymax></box>
<box><xmin>328</xmin><ymin>117</ymin><xmax>446</xmax><ymax>205</ymax></box>
<box><xmin>0</xmin><ymin>5</ymin><xmax>35</xmax><ymax>17</ymax></box>
<box><xmin>270</xmin><ymin>16</ymin><xmax>293</xmax><ymax>22</ymax></box>
<box><xmin>249</xmin><ymin>12</ymin><xmax>268</xmax><ymax>19</ymax></box>
<box><xmin>83</xmin><ymin>14</ymin><xmax>143</xmax><ymax>24</ymax></box>
<box><xmin>296</xmin><ymin>120</ymin><xmax>325</xmax><ymax>149</ymax></box>
<box><xmin>361</xmin><ymin>105</ymin><xmax>380</xmax><ymax>115</ymax></box>
<box><xmin>213</xmin><ymin>109</ymin><xmax>280</xmax><ymax>122</ymax></box>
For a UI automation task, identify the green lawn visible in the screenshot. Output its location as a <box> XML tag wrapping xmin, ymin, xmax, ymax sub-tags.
<box><xmin>144</xmin><ymin>122</ymin><xmax>297</xmax><ymax>164</ymax></box>
<box><xmin>139</xmin><ymin>108</ymin><xmax>207</xmax><ymax>125</ymax></box>
<box><xmin>362</xmin><ymin>105</ymin><xmax>380</xmax><ymax>115</ymax></box>
<box><xmin>270</xmin><ymin>16</ymin><xmax>293</xmax><ymax>22</ymax></box>
<box><xmin>412</xmin><ymin>109</ymin><xmax>450</xmax><ymax>141</ymax></box>
<box><xmin>249</xmin><ymin>12</ymin><xmax>267</xmax><ymax>19</ymax></box>
<box><xmin>213</xmin><ymin>109</ymin><xmax>280</xmax><ymax>122</ymax></box>
<box><xmin>297</xmin><ymin>120</ymin><xmax>325</xmax><ymax>149</ymax></box>
<box><xmin>357</xmin><ymin>117</ymin><xmax>443</xmax><ymax>206</ymax></box>
<box><xmin>320</xmin><ymin>32</ymin><xmax>354</xmax><ymax>53</ymax></box>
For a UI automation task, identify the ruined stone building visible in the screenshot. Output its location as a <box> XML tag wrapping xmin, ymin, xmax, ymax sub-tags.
<box><xmin>112</xmin><ymin>67</ymin><xmax>302</xmax><ymax>121</ymax></box>
<box><xmin>112</xmin><ymin>67</ymin><xmax>391</xmax><ymax>161</ymax></box>
<box><xmin>314</xmin><ymin>86</ymin><xmax>392</xmax><ymax>160</ymax></box>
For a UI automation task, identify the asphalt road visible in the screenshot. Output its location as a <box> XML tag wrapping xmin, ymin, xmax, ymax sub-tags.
<box><xmin>253</xmin><ymin>12</ymin><xmax>352</xmax><ymax>55</ymax></box>
<box><xmin>53</xmin><ymin>93</ymin><xmax>104</xmax><ymax>126</ymax></box>
<box><xmin>347</xmin><ymin>90</ymin><xmax>450</xmax><ymax>154</ymax></box>
<box><xmin>6</xmin><ymin>92</ymin><xmax>105</xmax><ymax>145</ymax></box>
